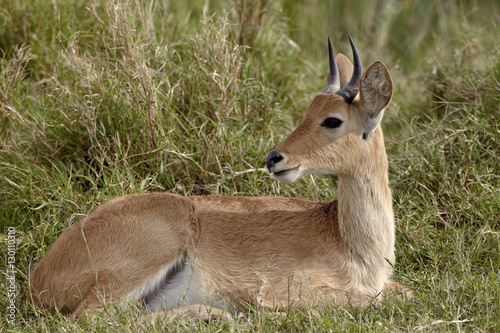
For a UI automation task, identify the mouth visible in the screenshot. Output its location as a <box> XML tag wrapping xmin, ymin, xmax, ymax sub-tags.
<box><xmin>274</xmin><ymin>170</ymin><xmax>288</xmax><ymax>176</ymax></box>
<box><xmin>271</xmin><ymin>165</ymin><xmax>301</xmax><ymax>177</ymax></box>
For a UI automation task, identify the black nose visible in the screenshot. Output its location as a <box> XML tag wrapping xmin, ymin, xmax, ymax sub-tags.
<box><xmin>266</xmin><ymin>151</ymin><xmax>283</xmax><ymax>171</ymax></box>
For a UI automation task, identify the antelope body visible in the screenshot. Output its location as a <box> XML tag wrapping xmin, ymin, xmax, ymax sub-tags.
<box><xmin>28</xmin><ymin>37</ymin><xmax>409</xmax><ymax>320</ymax></box>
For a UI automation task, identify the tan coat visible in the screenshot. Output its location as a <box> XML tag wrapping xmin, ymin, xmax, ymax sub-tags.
<box><xmin>28</xmin><ymin>47</ymin><xmax>410</xmax><ymax>320</ymax></box>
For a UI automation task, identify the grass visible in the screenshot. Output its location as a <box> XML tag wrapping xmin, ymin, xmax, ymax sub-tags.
<box><xmin>1</xmin><ymin>0</ymin><xmax>499</xmax><ymax>331</ymax></box>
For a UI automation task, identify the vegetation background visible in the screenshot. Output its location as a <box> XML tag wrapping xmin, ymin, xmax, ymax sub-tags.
<box><xmin>0</xmin><ymin>0</ymin><xmax>498</xmax><ymax>331</ymax></box>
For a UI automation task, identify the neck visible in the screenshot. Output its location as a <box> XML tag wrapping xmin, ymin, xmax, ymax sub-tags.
<box><xmin>336</xmin><ymin>132</ymin><xmax>395</xmax><ymax>289</ymax></box>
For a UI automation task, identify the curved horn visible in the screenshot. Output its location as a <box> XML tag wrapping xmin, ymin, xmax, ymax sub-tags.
<box><xmin>335</xmin><ymin>36</ymin><xmax>363</xmax><ymax>104</ymax></box>
<box><xmin>322</xmin><ymin>37</ymin><xmax>340</xmax><ymax>94</ymax></box>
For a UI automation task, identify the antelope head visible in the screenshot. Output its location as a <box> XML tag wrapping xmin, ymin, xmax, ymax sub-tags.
<box><xmin>266</xmin><ymin>37</ymin><xmax>393</xmax><ymax>183</ymax></box>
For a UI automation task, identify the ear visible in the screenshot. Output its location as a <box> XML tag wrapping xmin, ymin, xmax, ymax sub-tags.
<box><xmin>326</xmin><ymin>53</ymin><xmax>354</xmax><ymax>88</ymax></box>
<box><xmin>336</xmin><ymin>53</ymin><xmax>354</xmax><ymax>88</ymax></box>
<box><xmin>358</xmin><ymin>61</ymin><xmax>393</xmax><ymax>134</ymax></box>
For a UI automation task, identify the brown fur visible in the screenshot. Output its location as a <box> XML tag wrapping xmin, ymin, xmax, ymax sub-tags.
<box><xmin>28</xmin><ymin>51</ymin><xmax>411</xmax><ymax>321</ymax></box>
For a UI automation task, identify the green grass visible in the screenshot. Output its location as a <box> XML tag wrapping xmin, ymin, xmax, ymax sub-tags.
<box><xmin>1</xmin><ymin>0</ymin><xmax>499</xmax><ymax>331</ymax></box>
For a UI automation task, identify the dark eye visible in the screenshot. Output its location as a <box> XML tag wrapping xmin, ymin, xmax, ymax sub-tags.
<box><xmin>321</xmin><ymin>117</ymin><xmax>343</xmax><ymax>129</ymax></box>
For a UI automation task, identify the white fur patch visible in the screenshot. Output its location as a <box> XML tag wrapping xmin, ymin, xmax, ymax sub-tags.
<box><xmin>145</xmin><ymin>261</ymin><xmax>205</xmax><ymax>311</ymax></box>
<box><xmin>365</xmin><ymin>108</ymin><xmax>385</xmax><ymax>134</ymax></box>
<box><xmin>127</xmin><ymin>256</ymin><xmax>233</xmax><ymax>312</ymax></box>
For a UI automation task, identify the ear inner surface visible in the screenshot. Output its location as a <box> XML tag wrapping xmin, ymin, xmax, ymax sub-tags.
<box><xmin>359</xmin><ymin>61</ymin><xmax>393</xmax><ymax>134</ymax></box>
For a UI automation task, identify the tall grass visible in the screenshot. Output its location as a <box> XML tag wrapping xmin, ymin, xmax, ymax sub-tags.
<box><xmin>0</xmin><ymin>0</ymin><xmax>499</xmax><ymax>331</ymax></box>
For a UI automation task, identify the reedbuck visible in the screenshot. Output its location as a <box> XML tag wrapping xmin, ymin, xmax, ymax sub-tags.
<box><xmin>28</xmin><ymin>37</ymin><xmax>410</xmax><ymax>320</ymax></box>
